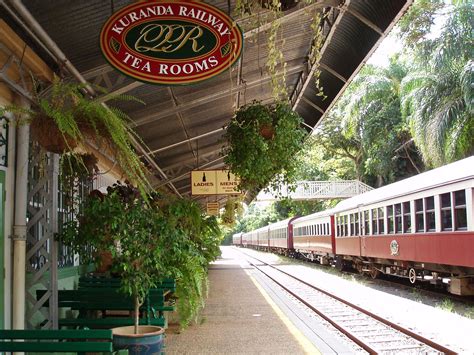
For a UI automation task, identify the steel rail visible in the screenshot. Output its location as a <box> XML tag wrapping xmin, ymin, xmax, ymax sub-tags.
<box><xmin>240</xmin><ymin>250</ymin><xmax>457</xmax><ymax>355</ymax></box>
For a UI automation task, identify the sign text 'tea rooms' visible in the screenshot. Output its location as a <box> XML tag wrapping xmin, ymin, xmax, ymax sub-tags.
<box><xmin>100</xmin><ymin>1</ymin><xmax>243</xmax><ymax>85</ymax></box>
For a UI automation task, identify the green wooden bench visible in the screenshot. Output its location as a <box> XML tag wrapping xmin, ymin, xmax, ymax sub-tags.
<box><xmin>78</xmin><ymin>277</ymin><xmax>176</xmax><ymax>294</ymax></box>
<box><xmin>0</xmin><ymin>329</ymin><xmax>121</xmax><ymax>353</ymax></box>
<box><xmin>77</xmin><ymin>276</ymin><xmax>176</xmax><ymax>316</ymax></box>
<box><xmin>37</xmin><ymin>288</ymin><xmax>171</xmax><ymax>329</ymax></box>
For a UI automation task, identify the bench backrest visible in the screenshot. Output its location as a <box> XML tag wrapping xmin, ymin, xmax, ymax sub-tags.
<box><xmin>0</xmin><ymin>329</ymin><xmax>113</xmax><ymax>353</ymax></box>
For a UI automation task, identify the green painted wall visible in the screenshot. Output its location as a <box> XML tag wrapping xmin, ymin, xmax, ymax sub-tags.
<box><xmin>0</xmin><ymin>170</ymin><xmax>5</xmax><ymax>330</ymax></box>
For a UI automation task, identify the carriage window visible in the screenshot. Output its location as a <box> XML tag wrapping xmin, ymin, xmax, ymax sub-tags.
<box><xmin>440</xmin><ymin>193</ymin><xmax>452</xmax><ymax>231</ymax></box>
<box><xmin>425</xmin><ymin>196</ymin><xmax>435</xmax><ymax>232</ymax></box>
<box><xmin>403</xmin><ymin>202</ymin><xmax>411</xmax><ymax>233</ymax></box>
<box><xmin>454</xmin><ymin>190</ymin><xmax>467</xmax><ymax>230</ymax></box>
<box><xmin>395</xmin><ymin>204</ymin><xmax>402</xmax><ymax>233</ymax></box>
<box><xmin>378</xmin><ymin>208</ymin><xmax>384</xmax><ymax>234</ymax></box>
<box><xmin>344</xmin><ymin>215</ymin><xmax>348</xmax><ymax>236</ymax></box>
<box><xmin>364</xmin><ymin>211</ymin><xmax>370</xmax><ymax>235</ymax></box>
<box><xmin>349</xmin><ymin>214</ymin><xmax>354</xmax><ymax>236</ymax></box>
<box><xmin>355</xmin><ymin>213</ymin><xmax>360</xmax><ymax>235</ymax></box>
<box><xmin>387</xmin><ymin>205</ymin><xmax>394</xmax><ymax>234</ymax></box>
<box><xmin>415</xmin><ymin>199</ymin><xmax>424</xmax><ymax>232</ymax></box>
<box><xmin>372</xmin><ymin>209</ymin><xmax>378</xmax><ymax>235</ymax></box>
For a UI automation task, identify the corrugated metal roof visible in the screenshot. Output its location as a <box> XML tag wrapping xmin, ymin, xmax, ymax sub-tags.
<box><xmin>3</xmin><ymin>0</ymin><xmax>413</xmax><ymax>203</ymax></box>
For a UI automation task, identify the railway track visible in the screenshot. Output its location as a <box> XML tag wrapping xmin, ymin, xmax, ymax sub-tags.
<box><xmin>239</xmin><ymin>249</ymin><xmax>457</xmax><ymax>355</ymax></box>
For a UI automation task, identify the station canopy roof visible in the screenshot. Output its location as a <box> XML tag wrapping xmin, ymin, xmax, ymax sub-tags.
<box><xmin>1</xmin><ymin>0</ymin><xmax>412</xmax><ymax>204</ymax></box>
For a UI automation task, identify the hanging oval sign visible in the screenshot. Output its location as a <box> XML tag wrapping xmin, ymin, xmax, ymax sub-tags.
<box><xmin>100</xmin><ymin>0</ymin><xmax>243</xmax><ymax>85</ymax></box>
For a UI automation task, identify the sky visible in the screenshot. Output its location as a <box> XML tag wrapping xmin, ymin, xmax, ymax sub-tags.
<box><xmin>366</xmin><ymin>6</ymin><xmax>448</xmax><ymax>67</ymax></box>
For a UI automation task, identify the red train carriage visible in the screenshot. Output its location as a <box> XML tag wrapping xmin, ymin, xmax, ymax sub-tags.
<box><xmin>232</xmin><ymin>233</ymin><xmax>242</xmax><ymax>246</ymax></box>
<box><xmin>333</xmin><ymin>156</ymin><xmax>474</xmax><ymax>295</ymax></box>
<box><xmin>238</xmin><ymin>156</ymin><xmax>474</xmax><ymax>295</ymax></box>
<box><xmin>291</xmin><ymin>211</ymin><xmax>335</xmax><ymax>264</ymax></box>
<box><xmin>268</xmin><ymin>217</ymin><xmax>297</xmax><ymax>255</ymax></box>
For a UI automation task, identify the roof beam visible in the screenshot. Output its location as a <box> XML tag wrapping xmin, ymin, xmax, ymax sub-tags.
<box><xmin>318</xmin><ymin>62</ymin><xmax>347</xmax><ymax>83</ymax></box>
<box><xmin>311</xmin><ymin>0</ymin><xmax>414</xmax><ymax>130</ymax></box>
<box><xmin>243</xmin><ymin>0</ymin><xmax>342</xmax><ymax>39</ymax></box>
<box><xmin>302</xmin><ymin>96</ymin><xmax>325</xmax><ymax>114</ymax></box>
<box><xmin>162</xmin><ymin>149</ymin><xmax>223</xmax><ymax>175</ymax></box>
<box><xmin>89</xmin><ymin>2</ymin><xmax>332</xmax><ymax>104</ymax></box>
<box><xmin>132</xmin><ymin>63</ymin><xmax>304</xmax><ymax>127</ymax></box>
<box><xmin>147</xmin><ymin>127</ymin><xmax>225</xmax><ymax>156</ymax></box>
<box><xmin>340</xmin><ymin>5</ymin><xmax>384</xmax><ymax>35</ymax></box>
<box><xmin>291</xmin><ymin>4</ymin><xmax>345</xmax><ymax>110</ymax></box>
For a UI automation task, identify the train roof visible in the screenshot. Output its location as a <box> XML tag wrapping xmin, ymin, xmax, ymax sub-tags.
<box><xmin>268</xmin><ymin>218</ymin><xmax>293</xmax><ymax>230</ymax></box>
<box><xmin>333</xmin><ymin>155</ymin><xmax>474</xmax><ymax>213</ymax></box>
<box><xmin>291</xmin><ymin>209</ymin><xmax>334</xmax><ymax>225</ymax></box>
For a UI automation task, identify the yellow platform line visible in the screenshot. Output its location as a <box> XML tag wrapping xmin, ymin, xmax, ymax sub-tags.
<box><xmin>246</xmin><ymin>270</ymin><xmax>321</xmax><ymax>355</ymax></box>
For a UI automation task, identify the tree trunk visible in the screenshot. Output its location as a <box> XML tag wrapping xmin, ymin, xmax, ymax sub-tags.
<box><xmin>134</xmin><ymin>295</ymin><xmax>140</xmax><ymax>335</ymax></box>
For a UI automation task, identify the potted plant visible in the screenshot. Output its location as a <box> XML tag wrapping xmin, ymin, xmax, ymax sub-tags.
<box><xmin>222</xmin><ymin>101</ymin><xmax>306</xmax><ymax>192</ymax></box>
<box><xmin>0</xmin><ymin>77</ymin><xmax>150</xmax><ymax>195</ymax></box>
<box><xmin>62</xmin><ymin>182</ymin><xmax>168</xmax><ymax>353</ymax></box>
<box><xmin>61</xmin><ymin>182</ymin><xmax>224</xmax><ymax>347</ymax></box>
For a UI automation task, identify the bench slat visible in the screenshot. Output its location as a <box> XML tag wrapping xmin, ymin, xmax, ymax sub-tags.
<box><xmin>59</xmin><ymin>317</ymin><xmax>166</xmax><ymax>327</ymax></box>
<box><xmin>0</xmin><ymin>341</ymin><xmax>113</xmax><ymax>352</ymax></box>
<box><xmin>0</xmin><ymin>329</ymin><xmax>112</xmax><ymax>340</ymax></box>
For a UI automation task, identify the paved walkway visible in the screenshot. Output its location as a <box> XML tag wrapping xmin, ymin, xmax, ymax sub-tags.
<box><xmin>165</xmin><ymin>247</ymin><xmax>317</xmax><ymax>354</ymax></box>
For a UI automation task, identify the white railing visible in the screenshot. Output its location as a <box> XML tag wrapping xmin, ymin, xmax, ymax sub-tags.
<box><xmin>256</xmin><ymin>180</ymin><xmax>373</xmax><ymax>201</ymax></box>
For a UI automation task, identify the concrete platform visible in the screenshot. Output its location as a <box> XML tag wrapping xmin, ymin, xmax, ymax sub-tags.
<box><xmin>165</xmin><ymin>247</ymin><xmax>318</xmax><ymax>354</ymax></box>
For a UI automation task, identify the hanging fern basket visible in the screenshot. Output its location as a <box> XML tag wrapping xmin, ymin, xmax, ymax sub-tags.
<box><xmin>30</xmin><ymin>113</ymin><xmax>77</xmax><ymax>154</ymax></box>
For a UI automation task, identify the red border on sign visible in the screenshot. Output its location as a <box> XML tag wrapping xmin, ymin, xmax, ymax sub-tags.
<box><xmin>100</xmin><ymin>0</ymin><xmax>243</xmax><ymax>85</ymax></box>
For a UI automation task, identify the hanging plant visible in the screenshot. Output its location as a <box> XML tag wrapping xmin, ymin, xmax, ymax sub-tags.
<box><xmin>220</xmin><ymin>197</ymin><xmax>244</xmax><ymax>226</ymax></box>
<box><xmin>222</xmin><ymin>101</ymin><xmax>306</xmax><ymax>192</ymax></box>
<box><xmin>0</xmin><ymin>78</ymin><xmax>151</xmax><ymax>195</ymax></box>
<box><xmin>307</xmin><ymin>8</ymin><xmax>327</xmax><ymax>99</ymax></box>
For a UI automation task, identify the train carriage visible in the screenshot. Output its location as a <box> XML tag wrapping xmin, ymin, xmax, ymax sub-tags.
<box><xmin>238</xmin><ymin>156</ymin><xmax>474</xmax><ymax>295</ymax></box>
<box><xmin>291</xmin><ymin>211</ymin><xmax>335</xmax><ymax>264</ymax></box>
<box><xmin>232</xmin><ymin>233</ymin><xmax>243</xmax><ymax>246</ymax></box>
<box><xmin>333</xmin><ymin>156</ymin><xmax>474</xmax><ymax>294</ymax></box>
<box><xmin>268</xmin><ymin>218</ymin><xmax>297</xmax><ymax>255</ymax></box>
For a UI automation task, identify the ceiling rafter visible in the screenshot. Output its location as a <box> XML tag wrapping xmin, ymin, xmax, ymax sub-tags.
<box><xmin>89</xmin><ymin>2</ymin><xmax>336</xmax><ymax>105</ymax></box>
<box><xmin>132</xmin><ymin>63</ymin><xmax>304</xmax><ymax>127</ymax></box>
<box><xmin>291</xmin><ymin>3</ymin><xmax>344</xmax><ymax>110</ymax></box>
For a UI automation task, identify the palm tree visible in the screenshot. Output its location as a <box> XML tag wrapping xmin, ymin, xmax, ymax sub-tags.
<box><xmin>400</xmin><ymin>3</ymin><xmax>473</xmax><ymax>167</ymax></box>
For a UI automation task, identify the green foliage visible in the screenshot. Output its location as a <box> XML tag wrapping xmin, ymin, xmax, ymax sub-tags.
<box><xmin>220</xmin><ymin>197</ymin><xmax>244</xmax><ymax>227</ymax></box>
<box><xmin>60</xmin><ymin>182</ymin><xmax>223</xmax><ymax>331</ymax></box>
<box><xmin>312</xmin><ymin>59</ymin><xmax>423</xmax><ymax>186</ymax></box>
<box><xmin>400</xmin><ymin>3</ymin><xmax>474</xmax><ymax>167</ymax></box>
<box><xmin>396</xmin><ymin>0</ymin><xmax>444</xmax><ymax>48</ymax></box>
<box><xmin>223</xmin><ymin>101</ymin><xmax>306</xmax><ymax>192</ymax></box>
<box><xmin>0</xmin><ymin>78</ymin><xmax>151</xmax><ymax>196</ymax></box>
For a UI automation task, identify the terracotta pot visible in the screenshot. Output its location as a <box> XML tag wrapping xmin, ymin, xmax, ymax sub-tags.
<box><xmin>259</xmin><ymin>124</ymin><xmax>275</xmax><ymax>139</ymax></box>
<box><xmin>30</xmin><ymin>114</ymin><xmax>77</xmax><ymax>154</ymax></box>
<box><xmin>95</xmin><ymin>250</ymin><xmax>113</xmax><ymax>273</ymax></box>
<box><xmin>112</xmin><ymin>326</ymin><xmax>165</xmax><ymax>355</ymax></box>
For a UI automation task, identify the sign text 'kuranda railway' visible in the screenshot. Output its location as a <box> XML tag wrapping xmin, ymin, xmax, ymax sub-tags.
<box><xmin>100</xmin><ymin>0</ymin><xmax>243</xmax><ymax>85</ymax></box>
